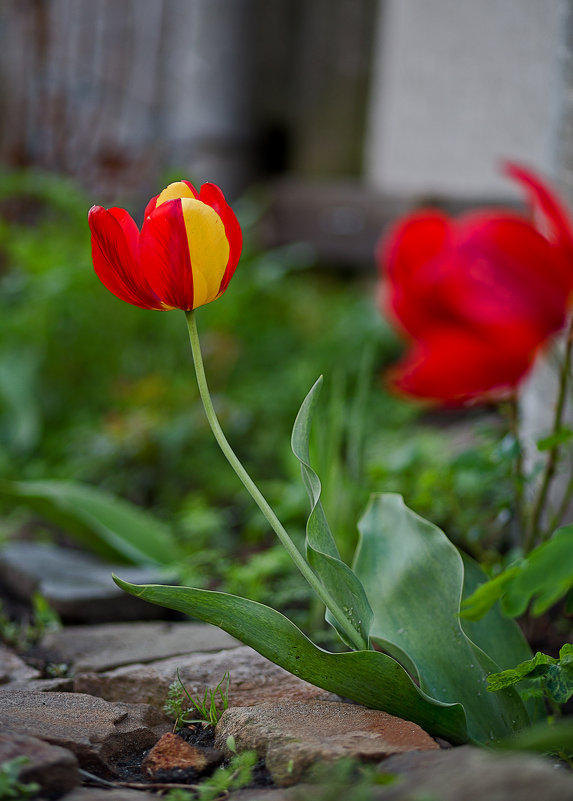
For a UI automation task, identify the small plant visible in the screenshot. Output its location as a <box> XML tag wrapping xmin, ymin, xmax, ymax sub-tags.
<box><xmin>164</xmin><ymin>670</ymin><xmax>230</xmax><ymax>730</ymax></box>
<box><xmin>195</xmin><ymin>739</ymin><xmax>258</xmax><ymax>801</ymax></box>
<box><xmin>0</xmin><ymin>593</ymin><xmax>60</xmax><ymax>651</ymax></box>
<box><xmin>0</xmin><ymin>757</ymin><xmax>40</xmax><ymax>800</ymax></box>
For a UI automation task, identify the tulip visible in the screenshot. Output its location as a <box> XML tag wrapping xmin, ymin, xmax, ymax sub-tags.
<box><xmin>378</xmin><ymin>165</ymin><xmax>573</xmax><ymax>404</ymax></box>
<box><xmin>88</xmin><ymin>181</ymin><xmax>242</xmax><ymax>311</ymax></box>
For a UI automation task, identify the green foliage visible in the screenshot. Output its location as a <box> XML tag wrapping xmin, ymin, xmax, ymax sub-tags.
<box><xmin>461</xmin><ymin>525</ymin><xmax>573</xmax><ymax>620</ymax></box>
<box><xmin>291</xmin><ymin>377</ymin><xmax>372</xmax><ymax>650</ymax></box>
<box><xmin>0</xmin><ymin>757</ymin><xmax>40</xmax><ymax>800</ymax></box>
<box><xmin>488</xmin><ymin>644</ymin><xmax>573</xmax><ymax>705</ymax></box>
<box><xmin>115</xmin><ymin>574</ymin><xmax>468</xmax><ymax>744</ymax></box>
<box><xmin>115</xmin><ymin>381</ymin><xmax>534</xmax><ymax>746</ymax></box>
<box><xmin>164</xmin><ymin>671</ymin><xmax>230</xmax><ymax>728</ymax></box>
<box><xmin>353</xmin><ymin>494</ymin><xmax>530</xmax><ymax>743</ymax></box>
<box><xmin>294</xmin><ymin>757</ymin><xmax>398</xmax><ymax>801</ymax></box>
<box><xmin>0</xmin><ymin>479</ymin><xmax>181</xmax><ymax>567</ymax></box>
<box><xmin>195</xmin><ymin>745</ymin><xmax>258</xmax><ymax>801</ymax></box>
<box><xmin>0</xmin><ymin>592</ymin><xmax>60</xmax><ymax>650</ymax></box>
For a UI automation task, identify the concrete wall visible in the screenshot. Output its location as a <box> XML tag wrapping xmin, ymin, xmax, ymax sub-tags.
<box><xmin>365</xmin><ymin>0</ymin><xmax>561</xmax><ymax>199</ymax></box>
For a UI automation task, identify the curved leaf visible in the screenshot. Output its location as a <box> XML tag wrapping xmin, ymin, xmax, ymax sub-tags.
<box><xmin>353</xmin><ymin>494</ymin><xmax>530</xmax><ymax>743</ymax></box>
<box><xmin>114</xmin><ymin>576</ymin><xmax>468</xmax><ymax>744</ymax></box>
<box><xmin>0</xmin><ymin>479</ymin><xmax>180</xmax><ymax>566</ymax></box>
<box><xmin>291</xmin><ymin>377</ymin><xmax>372</xmax><ymax>649</ymax></box>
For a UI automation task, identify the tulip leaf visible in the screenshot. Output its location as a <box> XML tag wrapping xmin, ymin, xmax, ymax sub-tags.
<box><xmin>291</xmin><ymin>377</ymin><xmax>373</xmax><ymax>650</ymax></box>
<box><xmin>461</xmin><ymin>525</ymin><xmax>573</xmax><ymax>620</ymax></box>
<box><xmin>114</xmin><ymin>576</ymin><xmax>468</xmax><ymax>744</ymax></box>
<box><xmin>353</xmin><ymin>494</ymin><xmax>530</xmax><ymax>743</ymax></box>
<box><xmin>0</xmin><ymin>479</ymin><xmax>181</xmax><ymax>567</ymax></box>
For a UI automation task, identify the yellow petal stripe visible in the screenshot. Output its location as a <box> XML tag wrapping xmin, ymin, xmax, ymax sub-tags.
<box><xmin>156</xmin><ymin>181</ymin><xmax>196</xmax><ymax>207</ymax></box>
<box><xmin>180</xmin><ymin>198</ymin><xmax>230</xmax><ymax>308</ymax></box>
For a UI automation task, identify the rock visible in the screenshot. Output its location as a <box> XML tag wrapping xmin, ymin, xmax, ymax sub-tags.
<box><xmin>0</xmin><ymin>689</ymin><xmax>169</xmax><ymax>778</ymax></box>
<box><xmin>0</xmin><ymin>642</ymin><xmax>40</xmax><ymax>683</ymax></box>
<box><xmin>214</xmin><ymin>700</ymin><xmax>438</xmax><ymax>786</ymax></box>
<box><xmin>60</xmin><ymin>789</ymin><xmax>146</xmax><ymax>800</ymax></box>
<box><xmin>0</xmin><ymin>542</ymin><xmax>176</xmax><ymax>622</ymax></box>
<box><xmin>142</xmin><ymin>731</ymin><xmax>223</xmax><ymax>781</ymax></box>
<box><xmin>0</xmin><ymin>731</ymin><xmax>79</xmax><ymax>798</ymax></box>
<box><xmin>374</xmin><ymin>746</ymin><xmax>573</xmax><ymax>801</ymax></box>
<box><xmin>73</xmin><ymin>645</ymin><xmax>338</xmax><ymax>709</ymax></box>
<box><xmin>41</xmin><ymin>620</ymin><xmax>240</xmax><ymax>673</ymax></box>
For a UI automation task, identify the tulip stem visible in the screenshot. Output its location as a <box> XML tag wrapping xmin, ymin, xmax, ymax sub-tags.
<box><xmin>526</xmin><ymin>319</ymin><xmax>573</xmax><ymax>551</ymax></box>
<box><xmin>185</xmin><ymin>310</ymin><xmax>367</xmax><ymax>652</ymax></box>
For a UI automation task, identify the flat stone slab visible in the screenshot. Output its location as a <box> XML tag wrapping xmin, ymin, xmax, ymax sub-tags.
<box><xmin>377</xmin><ymin>746</ymin><xmax>573</xmax><ymax>801</ymax></box>
<box><xmin>0</xmin><ymin>542</ymin><xmax>175</xmax><ymax>622</ymax></box>
<box><xmin>41</xmin><ymin>620</ymin><xmax>240</xmax><ymax>673</ymax></box>
<box><xmin>0</xmin><ymin>642</ymin><xmax>40</xmax><ymax>683</ymax></box>
<box><xmin>73</xmin><ymin>645</ymin><xmax>337</xmax><ymax>709</ymax></box>
<box><xmin>0</xmin><ymin>690</ymin><xmax>169</xmax><ymax>778</ymax></box>
<box><xmin>0</xmin><ymin>731</ymin><xmax>79</xmax><ymax>797</ymax></box>
<box><xmin>215</xmin><ymin>700</ymin><xmax>438</xmax><ymax>786</ymax></box>
<box><xmin>60</xmin><ymin>789</ymin><xmax>148</xmax><ymax>800</ymax></box>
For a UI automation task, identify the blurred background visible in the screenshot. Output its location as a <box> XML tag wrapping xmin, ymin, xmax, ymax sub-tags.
<box><xmin>0</xmin><ymin>0</ymin><xmax>566</xmax><ymax>632</ymax></box>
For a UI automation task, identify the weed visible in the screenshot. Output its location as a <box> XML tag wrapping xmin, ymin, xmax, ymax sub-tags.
<box><xmin>164</xmin><ymin>671</ymin><xmax>230</xmax><ymax>730</ymax></box>
<box><xmin>0</xmin><ymin>592</ymin><xmax>60</xmax><ymax>651</ymax></box>
<box><xmin>0</xmin><ymin>757</ymin><xmax>41</xmax><ymax>800</ymax></box>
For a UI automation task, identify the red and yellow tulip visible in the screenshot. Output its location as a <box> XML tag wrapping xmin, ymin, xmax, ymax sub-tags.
<box><xmin>88</xmin><ymin>181</ymin><xmax>242</xmax><ymax>311</ymax></box>
<box><xmin>378</xmin><ymin>164</ymin><xmax>573</xmax><ymax>404</ymax></box>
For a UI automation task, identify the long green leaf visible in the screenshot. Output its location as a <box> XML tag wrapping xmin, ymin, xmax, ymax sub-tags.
<box><xmin>291</xmin><ymin>377</ymin><xmax>372</xmax><ymax>649</ymax></box>
<box><xmin>353</xmin><ymin>494</ymin><xmax>530</xmax><ymax>743</ymax></box>
<box><xmin>114</xmin><ymin>576</ymin><xmax>468</xmax><ymax>744</ymax></box>
<box><xmin>1</xmin><ymin>479</ymin><xmax>181</xmax><ymax>566</ymax></box>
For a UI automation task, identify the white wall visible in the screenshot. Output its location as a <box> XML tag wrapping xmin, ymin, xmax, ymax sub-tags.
<box><xmin>365</xmin><ymin>0</ymin><xmax>560</xmax><ymax>199</ymax></box>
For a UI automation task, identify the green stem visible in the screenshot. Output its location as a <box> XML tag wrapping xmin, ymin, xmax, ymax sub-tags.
<box><xmin>526</xmin><ymin>318</ymin><xmax>573</xmax><ymax>551</ymax></box>
<box><xmin>505</xmin><ymin>395</ymin><xmax>525</xmax><ymax>549</ymax></box>
<box><xmin>185</xmin><ymin>310</ymin><xmax>367</xmax><ymax>652</ymax></box>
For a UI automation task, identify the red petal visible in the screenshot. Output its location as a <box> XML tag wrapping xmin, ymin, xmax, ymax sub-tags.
<box><xmin>139</xmin><ymin>199</ymin><xmax>194</xmax><ymax>310</ymax></box>
<box><xmin>505</xmin><ymin>163</ymin><xmax>573</xmax><ymax>265</ymax></box>
<box><xmin>445</xmin><ymin>213</ymin><xmax>571</xmax><ymax>339</ymax></box>
<box><xmin>380</xmin><ymin>213</ymin><xmax>451</xmax><ymax>338</ymax></box>
<box><xmin>388</xmin><ymin>328</ymin><xmax>540</xmax><ymax>405</ymax></box>
<box><xmin>198</xmin><ymin>183</ymin><xmax>242</xmax><ymax>295</ymax></box>
<box><xmin>88</xmin><ymin>206</ymin><xmax>163</xmax><ymax>310</ymax></box>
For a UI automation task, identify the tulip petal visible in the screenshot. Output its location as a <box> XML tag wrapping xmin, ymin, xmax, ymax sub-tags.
<box><xmin>447</xmin><ymin>214</ymin><xmax>571</xmax><ymax>338</ymax></box>
<box><xmin>505</xmin><ymin>162</ymin><xmax>573</xmax><ymax>264</ymax></box>
<box><xmin>388</xmin><ymin>328</ymin><xmax>538</xmax><ymax>405</ymax></box>
<box><xmin>139</xmin><ymin>199</ymin><xmax>195</xmax><ymax>310</ymax></box>
<box><xmin>88</xmin><ymin>206</ymin><xmax>164</xmax><ymax>310</ymax></box>
<box><xmin>381</xmin><ymin>213</ymin><xmax>451</xmax><ymax>338</ymax></box>
<box><xmin>198</xmin><ymin>183</ymin><xmax>242</xmax><ymax>295</ymax></box>
<box><xmin>140</xmin><ymin>197</ymin><xmax>231</xmax><ymax>310</ymax></box>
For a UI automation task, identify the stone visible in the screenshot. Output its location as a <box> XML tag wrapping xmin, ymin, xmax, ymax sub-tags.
<box><xmin>214</xmin><ymin>700</ymin><xmax>438</xmax><ymax>786</ymax></box>
<box><xmin>41</xmin><ymin>620</ymin><xmax>240</xmax><ymax>673</ymax></box>
<box><xmin>0</xmin><ymin>731</ymin><xmax>79</xmax><ymax>798</ymax></box>
<box><xmin>0</xmin><ymin>541</ymin><xmax>176</xmax><ymax>622</ymax></box>
<box><xmin>141</xmin><ymin>731</ymin><xmax>223</xmax><ymax>781</ymax></box>
<box><xmin>0</xmin><ymin>642</ymin><xmax>40</xmax><ymax>683</ymax></box>
<box><xmin>73</xmin><ymin>645</ymin><xmax>337</xmax><ymax>710</ymax></box>
<box><xmin>373</xmin><ymin>745</ymin><xmax>573</xmax><ymax>801</ymax></box>
<box><xmin>60</xmin><ymin>789</ymin><xmax>146</xmax><ymax>800</ymax></box>
<box><xmin>0</xmin><ymin>689</ymin><xmax>169</xmax><ymax>778</ymax></box>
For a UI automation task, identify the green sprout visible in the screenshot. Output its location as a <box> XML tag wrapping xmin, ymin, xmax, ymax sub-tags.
<box><xmin>164</xmin><ymin>670</ymin><xmax>230</xmax><ymax>730</ymax></box>
<box><xmin>0</xmin><ymin>757</ymin><xmax>41</xmax><ymax>800</ymax></box>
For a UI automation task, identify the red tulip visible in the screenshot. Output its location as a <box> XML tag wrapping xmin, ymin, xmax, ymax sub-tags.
<box><xmin>378</xmin><ymin>165</ymin><xmax>573</xmax><ymax>404</ymax></box>
<box><xmin>88</xmin><ymin>181</ymin><xmax>242</xmax><ymax>311</ymax></box>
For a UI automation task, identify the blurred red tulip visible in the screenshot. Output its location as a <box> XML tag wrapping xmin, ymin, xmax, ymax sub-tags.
<box><xmin>378</xmin><ymin>165</ymin><xmax>573</xmax><ymax>404</ymax></box>
<box><xmin>88</xmin><ymin>181</ymin><xmax>242</xmax><ymax>311</ymax></box>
